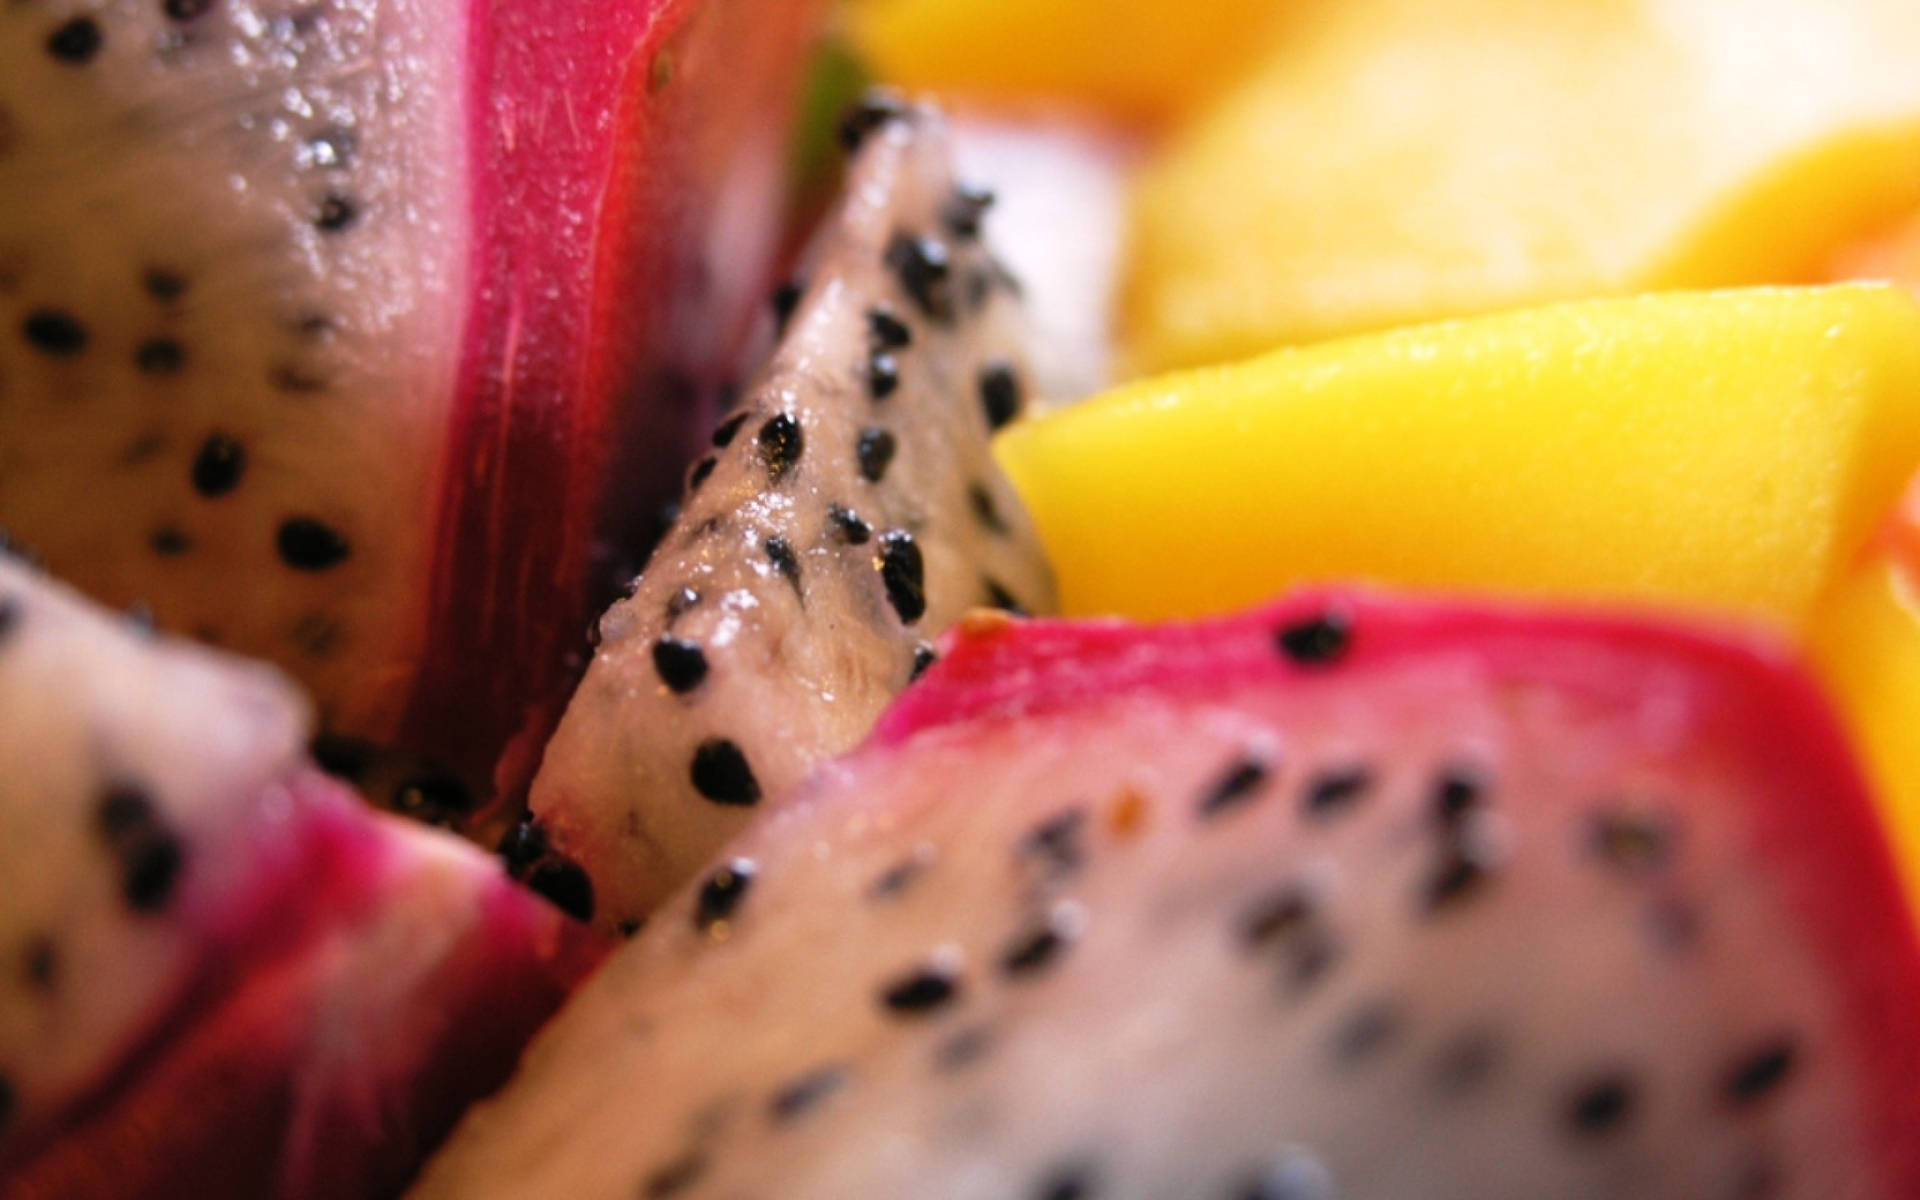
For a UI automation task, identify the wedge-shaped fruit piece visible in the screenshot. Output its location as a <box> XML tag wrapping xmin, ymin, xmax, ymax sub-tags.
<box><xmin>1126</xmin><ymin>0</ymin><xmax>1920</xmax><ymax>370</ymax></box>
<box><xmin>0</xmin><ymin>554</ymin><xmax>605</xmax><ymax>1198</ymax></box>
<box><xmin>998</xmin><ymin>286</ymin><xmax>1920</xmax><ymax>630</ymax></box>
<box><xmin>416</xmin><ymin>591</ymin><xmax>1920</xmax><ymax>1198</ymax></box>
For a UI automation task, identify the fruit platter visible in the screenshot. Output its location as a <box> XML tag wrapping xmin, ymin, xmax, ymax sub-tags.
<box><xmin>4</xmin><ymin>0</ymin><xmax>1920</xmax><ymax>1195</ymax></box>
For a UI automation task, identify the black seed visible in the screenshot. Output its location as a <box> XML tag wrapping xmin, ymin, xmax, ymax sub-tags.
<box><xmin>144</xmin><ymin>269</ymin><xmax>188</xmax><ymax>301</ymax></box>
<box><xmin>757</xmin><ymin>412</ymin><xmax>804</xmax><ymax>483</ymax></box>
<box><xmin>0</xmin><ymin>595</ymin><xmax>19</xmax><ymax>643</ymax></box>
<box><xmin>878</xmin><ymin>530</ymin><xmax>925</xmax><ymax>623</ymax></box>
<box><xmin>46</xmin><ymin>17</ymin><xmax>102</xmax><ymax>63</ymax></box>
<box><xmin>909</xmin><ymin>641</ymin><xmax>938</xmax><ymax>681</ymax></box>
<box><xmin>868</xmin><ymin>305</ymin><xmax>912</xmax><ymax>349</ymax></box>
<box><xmin>1725</xmin><ymin>1037</ymin><xmax>1797</xmax><ymax>1106</ymax></box>
<box><xmin>1283</xmin><ymin>928</ymin><xmax>1342</xmax><ymax>994</ymax></box>
<box><xmin>122</xmin><ymin>832</ymin><xmax>185</xmax><ymax>911</ymax></box>
<box><xmin>1035</xmin><ymin>1164</ymin><xmax>1097</xmax><ymax>1200</ymax></box>
<box><xmin>1588</xmin><ymin>809</ymin><xmax>1674</xmax><ymax>875</ymax></box>
<box><xmin>134</xmin><ymin>338</ymin><xmax>186</xmax><ymax>375</ymax></box>
<box><xmin>23</xmin><ymin>934</ymin><xmax>58</xmax><ymax>991</ymax></box>
<box><xmin>617</xmin><ymin>918</ymin><xmax>645</xmax><ymax>938</ymax></box>
<box><xmin>642</xmin><ymin>1150</ymin><xmax>708</xmax><ymax>1199</ymax></box>
<box><xmin>22</xmin><ymin>308</ymin><xmax>88</xmax><ymax>355</ymax></box>
<box><xmin>768</xmin><ymin>1063</ymin><xmax>848</xmax><ymax>1123</ymax></box>
<box><xmin>526</xmin><ymin>858</ymin><xmax>595</xmax><ymax>923</ymax></box>
<box><xmin>292</xmin><ymin>312</ymin><xmax>335</xmax><ymax>339</ymax></box>
<box><xmin>189</xmin><ymin>432</ymin><xmax>243</xmax><ymax>495</ymax></box>
<box><xmin>665</xmin><ymin>586</ymin><xmax>701</xmax><ymax>620</ymax></box>
<box><xmin>1302</xmin><ymin>766</ymin><xmax>1371</xmax><ymax>819</ymax></box>
<box><xmin>97</xmin><ymin>784</ymin><xmax>159</xmax><ymax>842</ymax></box>
<box><xmin>1431</xmin><ymin>766</ymin><xmax>1487</xmax><ymax>829</ymax></box>
<box><xmin>393</xmin><ymin>776</ymin><xmax>476</xmax><ymax>820</ymax></box>
<box><xmin>885</xmin><ymin>232</ymin><xmax>954</xmax><ymax>322</ymax></box>
<box><xmin>880</xmin><ymin>961</ymin><xmax>960</xmax><ymax>1015</ymax></box>
<box><xmin>771</xmin><ymin>279</ymin><xmax>804</xmax><ymax>331</ymax></box>
<box><xmin>856</xmin><ymin>427</ymin><xmax>897</xmax><ymax>483</ymax></box>
<box><xmin>1020</xmin><ymin>808</ymin><xmax>1087</xmax><ymax>878</ymax></box>
<box><xmin>497</xmin><ymin>819</ymin><xmax>550</xmax><ymax>877</ymax></box>
<box><xmin>268</xmin><ymin>363</ymin><xmax>329</xmax><ymax>394</ymax></box>
<box><xmin>1275</xmin><ymin>610</ymin><xmax>1353</xmax><ymax>666</ymax></box>
<box><xmin>1238</xmin><ymin>886</ymin><xmax>1314</xmax><ymax>950</ymax></box>
<box><xmin>765</xmin><ymin>535</ymin><xmax>802</xmax><ymax>594</ymax></box>
<box><xmin>687</xmin><ymin>455</ymin><xmax>716</xmax><ymax>490</ymax></box>
<box><xmin>1421</xmin><ymin>843</ymin><xmax>1494</xmax><ymax>913</ymax></box>
<box><xmin>983</xmin><ymin>577</ymin><xmax>1026</xmax><ymax>615</ymax></box>
<box><xmin>869</xmin><ymin>853</ymin><xmax>930</xmax><ymax>899</ymax></box>
<box><xmin>968</xmin><ymin>481</ymin><xmax>1011</xmax><ymax>535</ymax></box>
<box><xmin>1000</xmin><ymin>905</ymin><xmax>1079</xmax><ymax>978</ymax></box>
<box><xmin>711</xmin><ymin>410</ymin><xmax>748</xmax><ymax>447</ymax></box>
<box><xmin>943</xmin><ymin>182</ymin><xmax>996</xmax><ymax>240</ymax></box>
<box><xmin>1198</xmin><ymin>755</ymin><xmax>1272</xmax><ymax>819</ymax></box>
<box><xmin>315</xmin><ymin>192</ymin><xmax>358</xmax><ymax>232</ymax></box>
<box><xmin>934</xmin><ymin>1024</ymin><xmax>993</xmax><ymax>1071</ymax></box>
<box><xmin>149</xmin><ymin>526</ymin><xmax>191</xmax><ymax>556</ymax></box>
<box><xmin>1331</xmin><ymin>1000</ymin><xmax>1401</xmax><ymax>1065</ymax></box>
<box><xmin>694</xmin><ymin>857</ymin><xmax>756</xmax><ymax>935</ymax></box>
<box><xmin>652</xmin><ymin>637</ymin><xmax>708</xmax><ymax>692</ymax></box>
<box><xmin>164</xmin><ymin>0</ymin><xmax>214</xmax><ymax>21</ymax></box>
<box><xmin>828</xmin><ymin>504</ymin><xmax>872</xmax><ymax>545</ymax></box>
<box><xmin>837</xmin><ymin>87</ymin><xmax>909</xmax><ymax>152</ymax></box>
<box><xmin>1429</xmin><ymin>1029</ymin><xmax>1503</xmax><ymax>1096</ymax></box>
<box><xmin>868</xmin><ymin>350</ymin><xmax>900</xmax><ymax>399</ymax></box>
<box><xmin>979</xmin><ymin>361</ymin><xmax>1023</xmax><ymax>430</ymax></box>
<box><xmin>276</xmin><ymin>517</ymin><xmax>351</xmax><ymax>571</ymax></box>
<box><xmin>690</xmin><ymin>738</ymin><xmax>761</xmax><ymax>806</ymax></box>
<box><xmin>1566</xmin><ymin>1073</ymin><xmax>1637</xmax><ymax>1136</ymax></box>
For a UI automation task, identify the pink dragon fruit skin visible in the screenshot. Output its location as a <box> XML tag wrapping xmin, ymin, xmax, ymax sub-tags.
<box><xmin>0</xmin><ymin>554</ymin><xmax>606</xmax><ymax>1198</ymax></box>
<box><xmin>0</xmin><ymin>0</ymin><xmax>826</xmax><ymax>810</ymax></box>
<box><xmin>414</xmin><ymin>590</ymin><xmax>1920</xmax><ymax>1199</ymax></box>
<box><xmin>525</xmin><ymin>99</ymin><xmax>1056</xmax><ymax>932</ymax></box>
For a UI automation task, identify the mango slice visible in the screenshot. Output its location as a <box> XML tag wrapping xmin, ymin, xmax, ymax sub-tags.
<box><xmin>1125</xmin><ymin>0</ymin><xmax>1920</xmax><ymax>372</ymax></box>
<box><xmin>844</xmin><ymin>0</ymin><xmax>1294</xmax><ymax>126</ymax></box>
<box><xmin>996</xmin><ymin>286</ymin><xmax>1920</xmax><ymax>631</ymax></box>
<box><xmin>1809</xmin><ymin>560</ymin><xmax>1920</xmax><ymax>904</ymax></box>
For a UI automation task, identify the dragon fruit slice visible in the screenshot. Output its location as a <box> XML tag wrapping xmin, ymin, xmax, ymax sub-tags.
<box><xmin>526</xmin><ymin>98</ymin><xmax>1057</xmax><ymax>929</ymax></box>
<box><xmin>0</xmin><ymin>0</ymin><xmax>825</xmax><ymax>804</ymax></box>
<box><xmin>415</xmin><ymin>591</ymin><xmax>1920</xmax><ymax>1199</ymax></box>
<box><xmin>0</xmin><ymin>553</ymin><xmax>606</xmax><ymax>1198</ymax></box>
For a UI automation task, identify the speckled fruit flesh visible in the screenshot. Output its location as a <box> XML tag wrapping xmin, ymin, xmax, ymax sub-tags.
<box><xmin>0</xmin><ymin>0</ymin><xmax>826</xmax><ymax>800</ymax></box>
<box><xmin>416</xmin><ymin>590</ymin><xmax>1920</xmax><ymax>1199</ymax></box>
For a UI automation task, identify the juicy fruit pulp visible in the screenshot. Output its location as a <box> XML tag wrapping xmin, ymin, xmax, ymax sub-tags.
<box><xmin>845</xmin><ymin>0</ymin><xmax>1295</xmax><ymax>126</ymax></box>
<box><xmin>527</xmin><ymin>101</ymin><xmax>1057</xmax><ymax>929</ymax></box>
<box><xmin>1125</xmin><ymin>0</ymin><xmax>1920</xmax><ymax>370</ymax></box>
<box><xmin>996</xmin><ymin>286</ymin><xmax>1920</xmax><ymax>631</ymax></box>
<box><xmin>415</xmin><ymin>591</ymin><xmax>1920</xmax><ymax>1198</ymax></box>
<box><xmin>0</xmin><ymin>0</ymin><xmax>825</xmax><ymax>795</ymax></box>
<box><xmin>0</xmin><ymin>556</ymin><xmax>605</xmax><ymax>1197</ymax></box>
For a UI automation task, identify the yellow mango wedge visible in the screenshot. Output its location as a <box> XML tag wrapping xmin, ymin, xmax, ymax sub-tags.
<box><xmin>1126</xmin><ymin>0</ymin><xmax>1920</xmax><ymax>372</ymax></box>
<box><xmin>1809</xmin><ymin>560</ymin><xmax>1920</xmax><ymax>902</ymax></box>
<box><xmin>997</xmin><ymin>286</ymin><xmax>1920</xmax><ymax>631</ymax></box>
<box><xmin>844</xmin><ymin>0</ymin><xmax>1294</xmax><ymax>126</ymax></box>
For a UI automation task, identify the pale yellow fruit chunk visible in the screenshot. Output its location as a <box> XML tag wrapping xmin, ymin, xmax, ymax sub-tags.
<box><xmin>997</xmin><ymin>286</ymin><xmax>1920</xmax><ymax>632</ymax></box>
<box><xmin>1126</xmin><ymin>0</ymin><xmax>1920</xmax><ymax>372</ymax></box>
<box><xmin>845</xmin><ymin>0</ymin><xmax>1294</xmax><ymax>126</ymax></box>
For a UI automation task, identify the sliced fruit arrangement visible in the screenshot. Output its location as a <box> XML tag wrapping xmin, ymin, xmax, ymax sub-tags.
<box><xmin>998</xmin><ymin>285</ymin><xmax>1920</xmax><ymax>632</ymax></box>
<box><xmin>526</xmin><ymin>99</ymin><xmax>1057</xmax><ymax>930</ymax></box>
<box><xmin>0</xmin><ymin>0</ymin><xmax>826</xmax><ymax>806</ymax></box>
<box><xmin>1125</xmin><ymin>0</ymin><xmax>1920</xmax><ymax>370</ymax></box>
<box><xmin>0</xmin><ymin>553</ymin><xmax>606</xmax><ymax>1198</ymax></box>
<box><xmin>844</xmin><ymin>0</ymin><xmax>1293</xmax><ymax>126</ymax></box>
<box><xmin>415</xmin><ymin>589</ymin><xmax>1920</xmax><ymax>1198</ymax></box>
